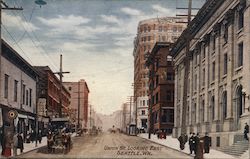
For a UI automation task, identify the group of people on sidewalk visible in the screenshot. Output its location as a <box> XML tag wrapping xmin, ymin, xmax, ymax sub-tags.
<box><xmin>178</xmin><ymin>132</ymin><xmax>211</xmax><ymax>158</ymax></box>
<box><xmin>0</xmin><ymin>130</ymin><xmax>44</xmax><ymax>157</ymax></box>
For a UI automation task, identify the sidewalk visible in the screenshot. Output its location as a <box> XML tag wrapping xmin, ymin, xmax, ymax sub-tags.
<box><xmin>138</xmin><ymin>133</ymin><xmax>237</xmax><ymax>159</ymax></box>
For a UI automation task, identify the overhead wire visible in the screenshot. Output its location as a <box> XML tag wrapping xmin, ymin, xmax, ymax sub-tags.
<box><xmin>9</xmin><ymin>9</ymin><xmax>59</xmax><ymax>71</ymax></box>
<box><xmin>10</xmin><ymin>0</ymin><xmax>59</xmax><ymax>71</ymax></box>
<box><xmin>2</xmin><ymin>24</ymin><xmax>34</xmax><ymax>65</ymax></box>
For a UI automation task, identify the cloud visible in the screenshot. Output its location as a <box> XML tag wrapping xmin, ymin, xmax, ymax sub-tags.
<box><xmin>121</xmin><ymin>7</ymin><xmax>143</xmax><ymax>16</ymax></box>
<box><xmin>2</xmin><ymin>12</ymin><xmax>39</xmax><ymax>32</ymax></box>
<box><xmin>100</xmin><ymin>15</ymin><xmax>121</xmax><ymax>25</ymax></box>
<box><xmin>37</xmin><ymin>14</ymin><xmax>91</xmax><ymax>28</ymax></box>
<box><xmin>152</xmin><ymin>4</ymin><xmax>175</xmax><ymax>16</ymax></box>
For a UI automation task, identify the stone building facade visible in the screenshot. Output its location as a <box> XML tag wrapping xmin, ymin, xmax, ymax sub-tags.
<box><xmin>133</xmin><ymin>17</ymin><xmax>186</xmax><ymax>132</ymax></box>
<box><xmin>171</xmin><ymin>0</ymin><xmax>250</xmax><ymax>148</ymax></box>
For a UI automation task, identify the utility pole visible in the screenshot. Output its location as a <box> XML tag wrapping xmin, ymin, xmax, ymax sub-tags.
<box><xmin>179</xmin><ymin>0</ymin><xmax>192</xmax><ymax>135</ymax></box>
<box><xmin>78</xmin><ymin>81</ymin><xmax>80</xmax><ymax>128</ymax></box>
<box><xmin>54</xmin><ymin>54</ymin><xmax>70</xmax><ymax>117</ymax></box>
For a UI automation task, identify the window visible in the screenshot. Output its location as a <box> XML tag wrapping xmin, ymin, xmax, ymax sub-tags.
<box><xmin>22</xmin><ymin>84</ymin><xmax>26</xmax><ymax>104</ymax></box>
<box><xmin>203</xmin><ymin>44</ymin><xmax>206</xmax><ymax>58</ymax></box>
<box><xmin>212</xmin><ymin>62</ymin><xmax>215</xmax><ymax>81</ymax></box>
<box><xmin>194</xmin><ymin>74</ymin><xmax>197</xmax><ymax>91</ymax></box>
<box><xmin>173</xmin><ymin>26</ymin><xmax>177</xmax><ymax>32</ymax></box>
<box><xmin>211</xmin><ymin>96</ymin><xmax>215</xmax><ymax>120</ymax></box>
<box><xmin>141</xmin><ymin>110</ymin><xmax>145</xmax><ymax>115</ymax></box>
<box><xmin>223</xmin><ymin>24</ymin><xmax>228</xmax><ymax>43</ymax></box>
<box><xmin>26</xmin><ymin>90</ymin><xmax>28</xmax><ymax>105</ymax></box>
<box><xmin>14</xmin><ymin>80</ymin><xmax>18</xmax><ymax>102</ymax></box>
<box><xmin>155</xmin><ymin>93</ymin><xmax>159</xmax><ymax>103</ymax></box>
<box><xmin>222</xmin><ymin>92</ymin><xmax>227</xmax><ymax>119</ymax></box>
<box><xmin>224</xmin><ymin>54</ymin><xmax>228</xmax><ymax>75</ymax></box>
<box><xmin>212</xmin><ymin>36</ymin><xmax>216</xmax><ymax>50</ymax></box>
<box><xmin>238</xmin><ymin>42</ymin><xmax>243</xmax><ymax>67</ymax></box>
<box><xmin>148</xmin><ymin>36</ymin><xmax>151</xmax><ymax>41</ymax></box>
<box><xmin>156</xmin><ymin>75</ymin><xmax>159</xmax><ymax>85</ymax></box>
<box><xmin>238</xmin><ymin>8</ymin><xmax>244</xmax><ymax>29</ymax></box>
<box><xmin>166</xmin><ymin>91</ymin><xmax>171</xmax><ymax>101</ymax></box>
<box><xmin>162</xmin><ymin>36</ymin><xmax>166</xmax><ymax>41</ymax></box>
<box><xmin>202</xmin><ymin>68</ymin><xmax>205</xmax><ymax>86</ymax></box>
<box><xmin>194</xmin><ymin>54</ymin><xmax>197</xmax><ymax>65</ymax></box>
<box><xmin>143</xmin><ymin>100</ymin><xmax>145</xmax><ymax>106</ymax></box>
<box><xmin>4</xmin><ymin>74</ymin><xmax>9</xmax><ymax>99</ymax></box>
<box><xmin>159</xmin><ymin>26</ymin><xmax>162</xmax><ymax>32</ymax></box>
<box><xmin>167</xmin><ymin>72</ymin><xmax>172</xmax><ymax>80</ymax></box>
<box><xmin>29</xmin><ymin>89</ymin><xmax>32</xmax><ymax>107</ymax></box>
<box><xmin>201</xmin><ymin>100</ymin><xmax>205</xmax><ymax>123</ymax></box>
<box><xmin>192</xmin><ymin>103</ymin><xmax>196</xmax><ymax>124</ymax></box>
<box><xmin>68</xmin><ymin>86</ymin><xmax>72</xmax><ymax>91</ymax></box>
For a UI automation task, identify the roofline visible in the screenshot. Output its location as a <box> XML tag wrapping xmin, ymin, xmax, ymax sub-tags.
<box><xmin>2</xmin><ymin>40</ymin><xmax>39</xmax><ymax>79</ymax></box>
<box><xmin>34</xmin><ymin>66</ymin><xmax>71</xmax><ymax>96</ymax></box>
<box><xmin>170</xmin><ymin>0</ymin><xmax>224</xmax><ymax>57</ymax></box>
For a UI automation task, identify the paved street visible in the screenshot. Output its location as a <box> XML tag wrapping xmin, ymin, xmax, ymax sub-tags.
<box><xmin>18</xmin><ymin>132</ymin><xmax>191</xmax><ymax>158</ymax></box>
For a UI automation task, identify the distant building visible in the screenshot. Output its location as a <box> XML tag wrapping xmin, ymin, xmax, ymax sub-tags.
<box><xmin>171</xmin><ymin>0</ymin><xmax>250</xmax><ymax>149</ymax></box>
<box><xmin>133</xmin><ymin>17</ymin><xmax>186</xmax><ymax>132</ymax></box>
<box><xmin>63</xmin><ymin>80</ymin><xmax>89</xmax><ymax>128</ymax></box>
<box><xmin>1</xmin><ymin>40</ymin><xmax>38</xmax><ymax>140</ymax></box>
<box><xmin>34</xmin><ymin>66</ymin><xmax>71</xmax><ymax>119</ymax></box>
<box><xmin>146</xmin><ymin>42</ymin><xmax>174</xmax><ymax>133</ymax></box>
<box><xmin>121</xmin><ymin>103</ymin><xmax>130</xmax><ymax>133</ymax></box>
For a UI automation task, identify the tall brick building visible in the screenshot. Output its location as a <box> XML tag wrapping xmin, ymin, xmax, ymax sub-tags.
<box><xmin>146</xmin><ymin>42</ymin><xmax>174</xmax><ymax>133</ymax></box>
<box><xmin>133</xmin><ymin>17</ymin><xmax>185</xmax><ymax>131</ymax></box>
<box><xmin>63</xmin><ymin>79</ymin><xmax>89</xmax><ymax>128</ymax></box>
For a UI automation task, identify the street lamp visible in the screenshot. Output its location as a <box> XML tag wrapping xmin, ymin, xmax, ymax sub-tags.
<box><xmin>35</xmin><ymin>0</ymin><xmax>47</xmax><ymax>7</ymax></box>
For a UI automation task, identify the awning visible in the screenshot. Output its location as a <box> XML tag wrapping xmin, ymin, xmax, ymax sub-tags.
<box><xmin>18</xmin><ymin>114</ymin><xmax>27</xmax><ymax>119</ymax></box>
<box><xmin>27</xmin><ymin>116</ymin><xmax>35</xmax><ymax>120</ymax></box>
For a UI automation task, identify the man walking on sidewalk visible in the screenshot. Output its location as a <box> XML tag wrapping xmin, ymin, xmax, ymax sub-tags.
<box><xmin>244</xmin><ymin>123</ymin><xmax>249</xmax><ymax>140</ymax></box>
<box><xmin>13</xmin><ymin>133</ymin><xmax>18</xmax><ymax>156</ymax></box>
<box><xmin>189</xmin><ymin>133</ymin><xmax>195</xmax><ymax>154</ymax></box>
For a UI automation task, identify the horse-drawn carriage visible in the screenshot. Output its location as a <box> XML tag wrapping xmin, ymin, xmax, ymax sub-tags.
<box><xmin>47</xmin><ymin>117</ymin><xmax>73</xmax><ymax>154</ymax></box>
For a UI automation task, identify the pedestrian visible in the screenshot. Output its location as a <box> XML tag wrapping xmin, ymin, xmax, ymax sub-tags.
<box><xmin>37</xmin><ymin>130</ymin><xmax>42</xmax><ymax>144</ymax></box>
<box><xmin>47</xmin><ymin>131</ymin><xmax>54</xmax><ymax>153</ymax></box>
<box><xmin>17</xmin><ymin>133</ymin><xmax>24</xmax><ymax>153</ymax></box>
<box><xmin>30</xmin><ymin>130</ymin><xmax>35</xmax><ymax>143</ymax></box>
<box><xmin>244</xmin><ymin>123</ymin><xmax>249</xmax><ymax>140</ymax></box>
<box><xmin>0</xmin><ymin>128</ymin><xmax>3</xmax><ymax>154</ymax></box>
<box><xmin>194</xmin><ymin>133</ymin><xmax>199</xmax><ymax>155</ymax></box>
<box><xmin>13</xmin><ymin>133</ymin><xmax>18</xmax><ymax>156</ymax></box>
<box><xmin>178</xmin><ymin>134</ymin><xmax>185</xmax><ymax>150</ymax></box>
<box><xmin>26</xmin><ymin>131</ymin><xmax>30</xmax><ymax>143</ymax></box>
<box><xmin>194</xmin><ymin>133</ymin><xmax>204</xmax><ymax>159</ymax></box>
<box><xmin>184</xmin><ymin>133</ymin><xmax>188</xmax><ymax>144</ymax></box>
<box><xmin>189</xmin><ymin>133</ymin><xmax>195</xmax><ymax>154</ymax></box>
<box><xmin>203</xmin><ymin>132</ymin><xmax>211</xmax><ymax>153</ymax></box>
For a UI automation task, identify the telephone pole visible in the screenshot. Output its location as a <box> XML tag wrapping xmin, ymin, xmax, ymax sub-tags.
<box><xmin>54</xmin><ymin>54</ymin><xmax>70</xmax><ymax>117</ymax></box>
<box><xmin>178</xmin><ymin>0</ymin><xmax>192</xmax><ymax>134</ymax></box>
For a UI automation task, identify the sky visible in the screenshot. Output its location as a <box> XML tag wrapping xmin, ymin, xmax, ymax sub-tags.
<box><xmin>2</xmin><ymin>0</ymin><xmax>205</xmax><ymax>115</ymax></box>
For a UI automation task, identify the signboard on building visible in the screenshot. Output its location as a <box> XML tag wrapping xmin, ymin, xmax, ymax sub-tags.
<box><xmin>37</xmin><ymin>98</ymin><xmax>46</xmax><ymax>116</ymax></box>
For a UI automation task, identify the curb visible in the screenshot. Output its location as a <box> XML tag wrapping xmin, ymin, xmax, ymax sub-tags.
<box><xmin>137</xmin><ymin>135</ymin><xmax>194</xmax><ymax>158</ymax></box>
<box><xmin>17</xmin><ymin>144</ymin><xmax>47</xmax><ymax>157</ymax></box>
